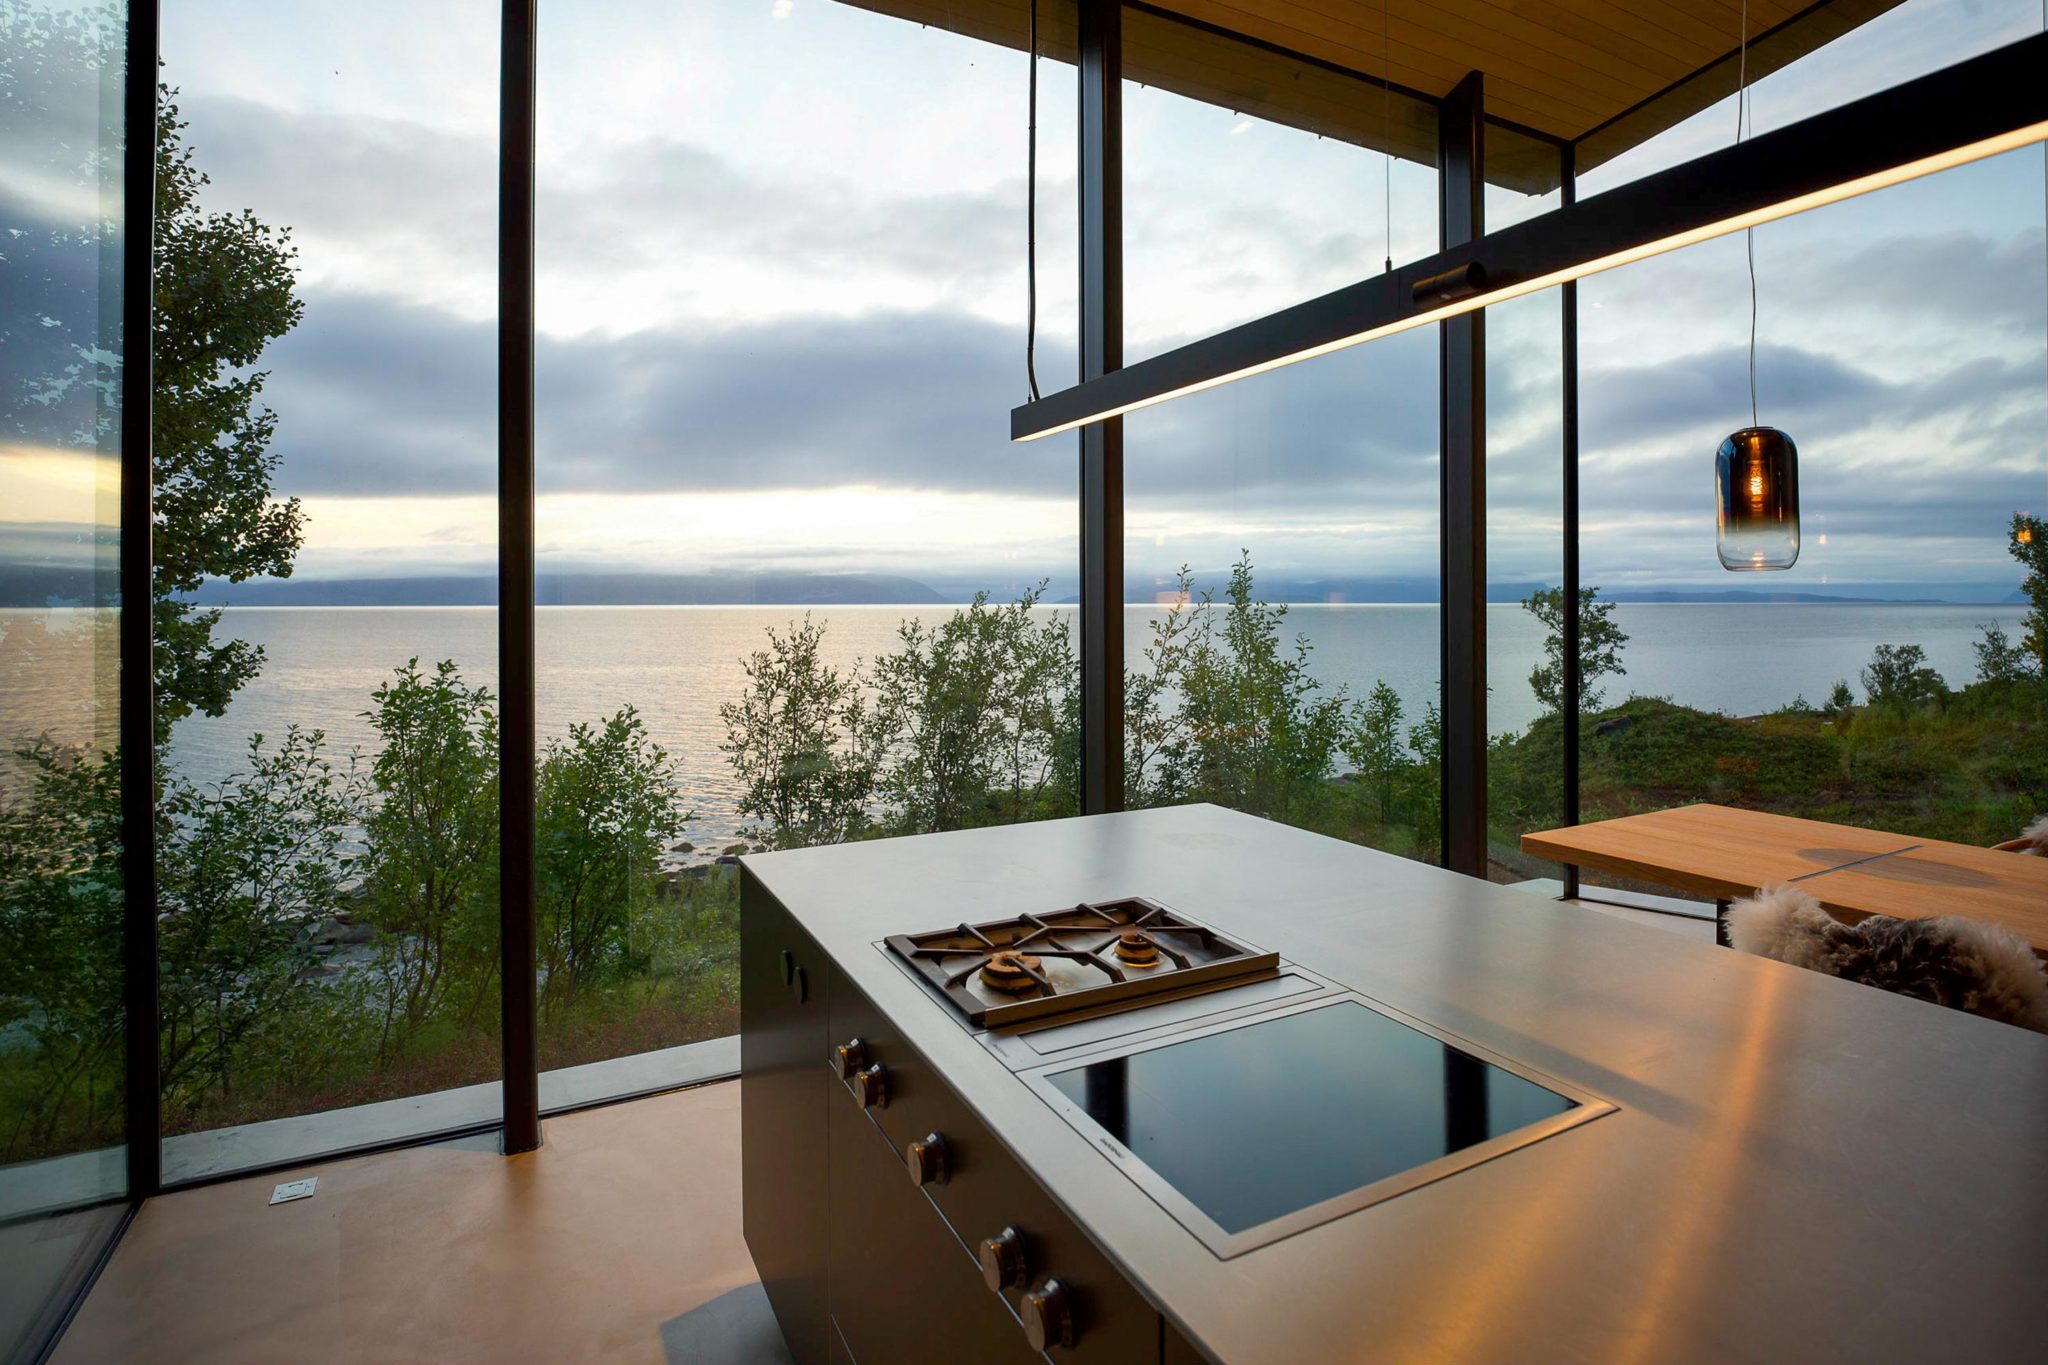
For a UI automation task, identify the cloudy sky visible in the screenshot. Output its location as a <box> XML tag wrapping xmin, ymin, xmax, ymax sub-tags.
<box><xmin>10</xmin><ymin>0</ymin><xmax>2046</xmax><ymax>602</ymax></box>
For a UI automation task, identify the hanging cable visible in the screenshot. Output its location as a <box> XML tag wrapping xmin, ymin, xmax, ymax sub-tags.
<box><xmin>1026</xmin><ymin>0</ymin><xmax>1041</xmax><ymax>402</ymax></box>
<box><xmin>1739</xmin><ymin>0</ymin><xmax>1758</xmax><ymax>425</ymax></box>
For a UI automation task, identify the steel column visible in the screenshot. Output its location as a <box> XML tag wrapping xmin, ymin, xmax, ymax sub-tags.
<box><xmin>1559</xmin><ymin>144</ymin><xmax>1582</xmax><ymax>900</ymax></box>
<box><xmin>120</xmin><ymin>0</ymin><xmax>162</xmax><ymax>1201</ymax></box>
<box><xmin>1077</xmin><ymin>0</ymin><xmax>1124</xmax><ymax>814</ymax></box>
<box><xmin>498</xmin><ymin>0</ymin><xmax>541</xmax><ymax>1155</ymax></box>
<box><xmin>1438</xmin><ymin>73</ymin><xmax>1486</xmax><ymax>877</ymax></box>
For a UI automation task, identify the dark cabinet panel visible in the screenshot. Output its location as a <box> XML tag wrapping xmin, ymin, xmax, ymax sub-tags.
<box><xmin>828</xmin><ymin>1075</ymin><xmax>1046</xmax><ymax>1365</ymax></box>
<box><xmin>830</xmin><ymin>981</ymin><xmax>1162</xmax><ymax>1365</ymax></box>
<box><xmin>741</xmin><ymin>872</ymin><xmax>831</xmax><ymax>1365</ymax></box>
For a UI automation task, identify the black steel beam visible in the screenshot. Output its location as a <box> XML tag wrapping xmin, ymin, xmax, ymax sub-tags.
<box><xmin>1559</xmin><ymin>143</ymin><xmax>1582</xmax><ymax>900</ymax></box>
<box><xmin>121</xmin><ymin>0</ymin><xmax>162</xmax><ymax>1202</ymax></box>
<box><xmin>498</xmin><ymin>0</ymin><xmax>541</xmax><ymax>1155</ymax></box>
<box><xmin>1011</xmin><ymin>32</ymin><xmax>2048</xmax><ymax>442</ymax></box>
<box><xmin>1438</xmin><ymin>72</ymin><xmax>1486</xmax><ymax>878</ymax></box>
<box><xmin>1077</xmin><ymin>0</ymin><xmax>1124</xmax><ymax>814</ymax></box>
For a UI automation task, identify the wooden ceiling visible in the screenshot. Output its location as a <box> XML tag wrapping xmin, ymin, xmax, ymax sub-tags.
<box><xmin>840</xmin><ymin>0</ymin><xmax>1902</xmax><ymax>190</ymax></box>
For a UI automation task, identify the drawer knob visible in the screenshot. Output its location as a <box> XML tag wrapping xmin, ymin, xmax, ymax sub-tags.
<box><xmin>978</xmin><ymin>1226</ymin><xmax>1027</xmax><ymax>1292</ymax></box>
<box><xmin>835</xmin><ymin>1037</ymin><xmax>868</xmax><ymax>1078</ymax></box>
<box><xmin>851</xmin><ymin>1062</ymin><xmax>888</xmax><ymax>1109</ymax></box>
<box><xmin>905</xmin><ymin>1131</ymin><xmax>948</xmax><ymax>1187</ymax></box>
<box><xmin>1021</xmin><ymin>1277</ymin><xmax>1075</xmax><ymax>1352</ymax></box>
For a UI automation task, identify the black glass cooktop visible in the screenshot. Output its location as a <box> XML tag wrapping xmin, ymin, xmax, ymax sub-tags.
<box><xmin>1046</xmin><ymin>999</ymin><xmax>1577</xmax><ymax>1237</ymax></box>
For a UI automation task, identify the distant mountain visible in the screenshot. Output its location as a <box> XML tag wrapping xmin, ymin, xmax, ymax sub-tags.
<box><xmin>0</xmin><ymin>562</ymin><xmax>118</xmax><ymax>609</ymax></box>
<box><xmin>177</xmin><ymin>571</ymin><xmax>950</xmax><ymax>607</ymax></box>
<box><xmin>1600</xmin><ymin>588</ymin><xmax>1953</xmax><ymax>604</ymax></box>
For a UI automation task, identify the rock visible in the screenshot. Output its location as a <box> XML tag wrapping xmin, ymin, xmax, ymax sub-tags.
<box><xmin>716</xmin><ymin>853</ymin><xmax>741</xmax><ymax>866</ymax></box>
<box><xmin>312</xmin><ymin>917</ymin><xmax>349</xmax><ymax>946</ymax></box>
<box><xmin>339</xmin><ymin>921</ymin><xmax>376</xmax><ymax>946</ymax></box>
<box><xmin>721</xmin><ymin>843</ymin><xmax>748</xmax><ymax>856</ymax></box>
<box><xmin>672</xmin><ymin>840</ymin><xmax>696</xmax><ymax>854</ymax></box>
<box><xmin>1594</xmin><ymin>715</ymin><xmax>1634</xmax><ymax>737</ymax></box>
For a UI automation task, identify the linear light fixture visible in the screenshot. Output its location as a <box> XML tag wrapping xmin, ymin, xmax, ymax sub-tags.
<box><xmin>1011</xmin><ymin>34</ymin><xmax>2048</xmax><ymax>442</ymax></box>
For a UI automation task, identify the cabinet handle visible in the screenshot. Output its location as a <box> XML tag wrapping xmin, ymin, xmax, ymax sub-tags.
<box><xmin>1021</xmin><ymin>1277</ymin><xmax>1075</xmax><ymax>1352</ymax></box>
<box><xmin>794</xmin><ymin>965</ymin><xmax>809</xmax><ymax>1004</ymax></box>
<box><xmin>905</xmin><ymin>1131</ymin><xmax>948</xmax><ymax>1187</ymax></box>
<box><xmin>851</xmin><ymin>1062</ymin><xmax>888</xmax><ymax>1109</ymax></box>
<box><xmin>780</xmin><ymin>948</ymin><xmax>794</xmax><ymax>986</ymax></box>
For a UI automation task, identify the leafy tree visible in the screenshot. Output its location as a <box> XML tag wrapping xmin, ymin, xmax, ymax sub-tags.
<box><xmin>1825</xmin><ymin>679</ymin><xmax>1857</xmax><ymax>715</ymax></box>
<box><xmin>1405</xmin><ymin>702</ymin><xmax>1444</xmax><ymax>863</ymax></box>
<box><xmin>719</xmin><ymin>617</ymin><xmax>880</xmax><ymax>849</ymax></box>
<box><xmin>1972</xmin><ymin>619</ymin><xmax>2035</xmax><ymax>686</ymax></box>
<box><xmin>149</xmin><ymin>84</ymin><xmax>306</xmax><ymax>736</ymax></box>
<box><xmin>536</xmin><ymin>708</ymin><xmax>686</xmax><ymax>1016</ymax></box>
<box><xmin>4</xmin><ymin>11</ymin><xmax>308</xmax><ymax>729</ymax></box>
<box><xmin>1170</xmin><ymin>554</ymin><xmax>1349</xmax><ymax>819</ymax></box>
<box><xmin>357</xmin><ymin>661</ymin><xmax>499</xmax><ymax>1058</ymax></box>
<box><xmin>2009</xmin><ymin>513</ymin><xmax>2047</xmax><ymax>674</ymax></box>
<box><xmin>0</xmin><ymin>742</ymin><xmax>126</xmax><ymax>1159</ymax></box>
<box><xmin>869</xmin><ymin>584</ymin><xmax>1076</xmax><ymax>832</ymax></box>
<box><xmin>1860</xmin><ymin>643</ymin><xmax>1947</xmax><ymax>711</ymax></box>
<box><xmin>156</xmin><ymin>729</ymin><xmax>362</xmax><ymax>1112</ymax></box>
<box><xmin>1342</xmin><ymin>682</ymin><xmax>1406</xmax><ymax>823</ymax></box>
<box><xmin>1523</xmin><ymin>585</ymin><xmax>1629</xmax><ymax>713</ymax></box>
<box><xmin>1123</xmin><ymin>571</ymin><xmax>1200</xmax><ymax>809</ymax></box>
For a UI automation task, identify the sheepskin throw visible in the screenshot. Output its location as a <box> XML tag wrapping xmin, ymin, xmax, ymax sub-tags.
<box><xmin>1728</xmin><ymin>884</ymin><xmax>2048</xmax><ymax>1032</ymax></box>
<box><xmin>2008</xmin><ymin>813</ymin><xmax>2048</xmax><ymax>855</ymax></box>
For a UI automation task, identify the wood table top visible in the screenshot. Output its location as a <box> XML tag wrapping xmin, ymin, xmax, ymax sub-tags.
<box><xmin>1523</xmin><ymin>803</ymin><xmax>2048</xmax><ymax>952</ymax></box>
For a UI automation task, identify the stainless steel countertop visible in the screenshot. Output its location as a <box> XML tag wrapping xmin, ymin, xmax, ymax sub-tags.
<box><xmin>743</xmin><ymin>805</ymin><xmax>2048</xmax><ymax>1365</ymax></box>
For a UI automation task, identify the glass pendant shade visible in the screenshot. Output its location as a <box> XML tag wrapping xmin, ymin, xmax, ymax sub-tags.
<box><xmin>1715</xmin><ymin>426</ymin><xmax>1800</xmax><ymax>571</ymax></box>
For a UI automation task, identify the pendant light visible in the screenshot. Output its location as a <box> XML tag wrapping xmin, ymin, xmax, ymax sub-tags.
<box><xmin>1716</xmin><ymin>0</ymin><xmax>1800</xmax><ymax>572</ymax></box>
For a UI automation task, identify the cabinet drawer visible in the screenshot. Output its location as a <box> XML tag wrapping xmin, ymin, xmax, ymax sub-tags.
<box><xmin>829</xmin><ymin>983</ymin><xmax>1161</xmax><ymax>1365</ymax></box>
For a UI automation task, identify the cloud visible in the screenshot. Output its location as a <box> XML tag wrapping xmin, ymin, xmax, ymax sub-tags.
<box><xmin>259</xmin><ymin>287</ymin><xmax>1077</xmax><ymax>501</ymax></box>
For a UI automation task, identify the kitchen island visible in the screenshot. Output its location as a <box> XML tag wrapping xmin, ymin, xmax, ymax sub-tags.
<box><xmin>740</xmin><ymin>805</ymin><xmax>2046</xmax><ymax>1365</ymax></box>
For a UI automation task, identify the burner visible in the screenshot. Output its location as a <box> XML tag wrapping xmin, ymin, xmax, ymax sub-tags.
<box><xmin>1114</xmin><ymin>930</ymin><xmax>1160</xmax><ymax>966</ymax></box>
<box><xmin>885</xmin><ymin>897</ymin><xmax>1278</xmax><ymax>1028</ymax></box>
<box><xmin>979</xmin><ymin>950</ymin><xmax>1044</xmax><ymax>994</ymax></box>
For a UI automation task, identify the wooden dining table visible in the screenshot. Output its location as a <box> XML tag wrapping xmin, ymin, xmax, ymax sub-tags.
<box><xmin>1521</xmin><ymin>803</ymin><xmax>2048</xmax><ymax>957</ymax></box>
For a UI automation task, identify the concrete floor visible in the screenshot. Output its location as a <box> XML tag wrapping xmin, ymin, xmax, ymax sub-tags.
<box><xmin>56</xmin><ymin>1081</ymin><xmax>789</xmax><ymax>1365</ymax></box>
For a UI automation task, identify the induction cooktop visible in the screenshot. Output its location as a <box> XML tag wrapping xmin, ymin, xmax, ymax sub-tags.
<box><xmin>1025</xmin><ymin>993</ymin><xmax>1617</xmax><ymax>1257</ymax></box>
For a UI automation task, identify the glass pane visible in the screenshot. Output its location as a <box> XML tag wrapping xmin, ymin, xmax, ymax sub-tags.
<box><xmin>0</xmin><ymin>0</ymin><xmax>131</xmax><ymax>1352</ymax></box>
<box><xmin>531</xmin><ymin>0</ymin><xmax>1081</xmax><ymax>1093</ymax></box>
<box><xmin>1121</xmin><ymin>333</ymin><xmax>1443</xmax><ymax>864</ymax></box>
<box><xmin>1121</xmin><ymin>5</ymin><xmax>1437</xmax><ymax>363</ymax></box>
<box><xmin>1579</xmin><ymin>2</ymin><xmax>2045</xmax><ymax>197</ymax></box>
<box><xmin>152</xmin><ymin>0</ymin><xmax>501</xmax><ymax>1176</ymax></box>
<box><xmin>1484</xmin><ymin>286</ymin><xmax>1568</xmax><ymax>888</ymax></box>
<box><xmin>1573</xmin><ymin>145</ymin><xmax>2047</xmax><ymax>903</ymax></box>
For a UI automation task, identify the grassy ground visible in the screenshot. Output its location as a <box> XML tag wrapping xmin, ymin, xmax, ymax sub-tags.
<box><xmin>1487</xmin><ymin>680</ymin><xmax>2048</xmax><ymax>884</ymax></box>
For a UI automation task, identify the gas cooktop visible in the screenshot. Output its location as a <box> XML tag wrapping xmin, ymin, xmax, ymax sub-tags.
<box><xmin>884</xmin><ymin>896</ymin><xmax>1278</xmax><ymax>1028</ymax></box>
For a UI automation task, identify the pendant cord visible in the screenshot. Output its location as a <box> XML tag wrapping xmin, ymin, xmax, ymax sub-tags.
<box><xmin>1381</xmin><ymin>0</ymin><xmax>1393</xmax><ymax>273</ymax></box>
<box><xmin>1026</xmin><ymin>0</ymin><xmax>1041</xmax><ymax>402</ymax></box>
<box><xmin>1739</xmin><ymin>0</ymin><xmax>1757</xmax><ymax>427</ymax></box>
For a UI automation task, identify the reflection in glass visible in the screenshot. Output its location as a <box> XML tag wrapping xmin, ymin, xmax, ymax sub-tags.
<box><xmin>0</xmin><ymin>0</ymin><xmax>131</xmax><ymax>1354</ymax></box>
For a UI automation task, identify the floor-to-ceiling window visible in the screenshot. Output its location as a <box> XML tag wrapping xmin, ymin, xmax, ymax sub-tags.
<box><xmin>1572</xmin><ymin>140</ymin><xmax>2046</xmax><ymax>895</ymax></box>
<box><xmin>148</xmin><ymin>0</ymin><xmax>502</xmax><ymax>1177</ymax></box>
<box><xmin>530</xmin><ymin>0</ymin><xmax>1081</xmax><ymax>1087</ymax></box>
<box><xmin>0</xmin><ymin>0</ymin><xmax>132</xmax><ymax>1354</ymax></box>
<box><xmin>1118</xmin><ymin>9</ymin><xmax>1445</xmax><ymax>862</ymax></box>
<box><xmin>1481</xmin><ymin>124</ymin><xmax>1569</xmax><ymax>887</ymax></box>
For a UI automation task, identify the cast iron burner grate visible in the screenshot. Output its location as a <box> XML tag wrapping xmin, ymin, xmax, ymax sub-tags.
<box><xmin>886</xmin><ymin>897</ymin><xmax>1278</xmax><ymax>1028</ymax></box>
